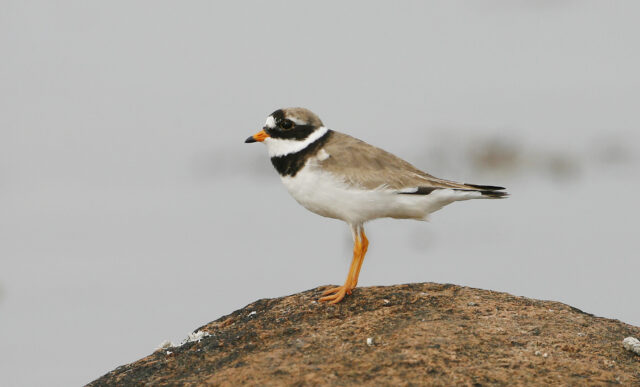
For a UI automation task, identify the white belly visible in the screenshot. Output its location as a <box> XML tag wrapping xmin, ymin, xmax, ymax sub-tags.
<box><xmin>280</xmin><ymin>164</ymin><xmax>476</xmax><ymax>224</ymax></box>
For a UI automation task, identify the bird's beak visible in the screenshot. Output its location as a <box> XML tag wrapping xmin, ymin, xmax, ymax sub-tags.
<box><xmin>245</xmin><ymin>129</ymin><xmax>270</xmax><ymax>143</ymax></box>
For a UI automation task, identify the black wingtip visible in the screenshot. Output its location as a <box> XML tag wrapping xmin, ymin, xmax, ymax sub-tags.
<box><xmin>397</xmin><ymin>187</ymin><xmax>438</xmax><ymax>195</ymax></box>
<box><xmin>464</xmin><ymin>183</ymin><xmax>506</xmax><ymax>191</ymax></box>
<box><xmin>479</xmin><ymin>190</ymin><xmax>509</xmax><ymax>198</ymax></box>
<box><xmin>397</xmin><ymin>186</ymin><xmax>509</xmax><ymax>199</ymax></box>
<box><xmin>463</xmin><ymin>183</ymin><xmax>509</xmax><ymax>198</ymax></box>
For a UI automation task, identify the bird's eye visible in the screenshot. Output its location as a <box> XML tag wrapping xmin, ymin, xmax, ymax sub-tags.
<box><xmin>280</xmin><ymin>119</ymin><xmax>294</xmax><ymax>130</ymax></box>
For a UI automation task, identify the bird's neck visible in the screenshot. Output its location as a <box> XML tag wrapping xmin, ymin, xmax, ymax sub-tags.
<box><xmin>269</xmin><ymin>129</ymin><xmax>333</xmax><ymax>177</ymax></box>
<box><xmin>264</xmin><ymin>126</ymin><xmax>330</xmax><ymax>158</ymax></box>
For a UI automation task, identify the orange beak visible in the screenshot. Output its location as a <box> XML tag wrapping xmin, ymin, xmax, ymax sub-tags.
<box><xmin>244</xmin><ymin>129</ymin><xmax>270</xmax><ymax>143</ymax></box>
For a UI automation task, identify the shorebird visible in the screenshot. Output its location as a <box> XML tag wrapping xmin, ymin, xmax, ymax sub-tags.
<box><xmin>245</xmin><ymin>108</ymin><xmax>507</xmax><ymax>304</ymax></box>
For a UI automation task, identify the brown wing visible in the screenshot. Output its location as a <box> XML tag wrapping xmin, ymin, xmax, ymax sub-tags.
<box><xmin>318</xmin><ymin>131</ymin><xmax>475</xmax><ymax>191</ymax></box>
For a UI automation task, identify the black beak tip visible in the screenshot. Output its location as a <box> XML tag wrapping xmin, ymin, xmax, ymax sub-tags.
<box><xmin>244</xmin><ymin>136</ymin><xmax>256</xmax><ymax>143</ymax></box>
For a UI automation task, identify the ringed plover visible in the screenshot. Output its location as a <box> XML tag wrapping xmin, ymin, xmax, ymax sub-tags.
<box><xmin>245</xmin><ymin>108</ymin><xmax>507</xmax><ymax>304</ymax></box>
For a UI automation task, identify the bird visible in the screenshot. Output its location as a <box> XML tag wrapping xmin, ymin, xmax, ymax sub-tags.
<box><xmin>245</xmin><ymin>108</ymin><xmax>507</xmax><ymax>304</ymax></box>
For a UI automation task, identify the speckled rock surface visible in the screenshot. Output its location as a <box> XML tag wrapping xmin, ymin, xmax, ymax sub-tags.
<box><xmin>88</xmin><ymin>283</ymin><xmax>640</xmax><ymax>386</ymax></box>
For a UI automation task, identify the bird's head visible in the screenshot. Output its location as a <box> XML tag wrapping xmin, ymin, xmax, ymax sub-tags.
<box><xmin>245</xmin><ymin>108</ymin><xmax>327</xmax><ymax>156</ymax></box>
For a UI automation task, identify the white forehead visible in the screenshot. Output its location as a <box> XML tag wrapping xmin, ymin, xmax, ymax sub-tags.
<box><xmin>265</xmin><ymin>116</ymin><xmax>276</xmax><ymax>128</ymax></box>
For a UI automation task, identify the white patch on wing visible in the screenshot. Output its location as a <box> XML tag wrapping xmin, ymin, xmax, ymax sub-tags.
<box><xmin>316</xmin><ymin>148</ymin><xmax>330</xmax><ymax>161</ymax></box>
<box><xmin>264</xmin><ymin>126</ymin><xmax>329</xmax><ymax>157</ymax></box>
<box><xmin>265</xmin><ymin>116</ymin><xmax>276</xmax><ymax>128</ymax></box>
<box><xmin>397</xmin><ymin>187</ymin><xmax>419</xmax><ymax>194</ymax></box>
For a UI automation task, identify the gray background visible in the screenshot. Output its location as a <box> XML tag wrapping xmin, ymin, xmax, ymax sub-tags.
<box><xmin>1</xmin><ymin>1</ymin><xmax>638</xmax><ymax>386</ymax></box>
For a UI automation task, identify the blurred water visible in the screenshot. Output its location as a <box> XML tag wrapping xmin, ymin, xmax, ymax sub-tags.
<box><xmin>1</xmin><ymin>1</ymin><xmax>639</xmax><ymax>386</ymax></box>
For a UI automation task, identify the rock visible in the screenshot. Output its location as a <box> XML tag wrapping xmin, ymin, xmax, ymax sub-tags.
<box><xmin>88</xmin><ymin>283</ymin><xmax>640</xmax><ymax>386</ymax></box>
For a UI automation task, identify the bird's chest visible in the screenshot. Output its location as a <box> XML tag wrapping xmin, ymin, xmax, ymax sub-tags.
<box><xmin>279</xmin><ymin>164</ymin><xmax>354</xmax><ymax>220</ymax></box>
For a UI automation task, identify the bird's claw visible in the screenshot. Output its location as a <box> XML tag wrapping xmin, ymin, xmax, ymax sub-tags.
<box><xmin>319</xmin><ymin>285</ymin><xmax>354</xmax><ymax>304</ymax></box>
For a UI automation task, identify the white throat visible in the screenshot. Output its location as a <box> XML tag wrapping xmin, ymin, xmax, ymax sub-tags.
<box><xmin>264</xmin><ymin>126</ymin><xmax>329</xmax><ymax>157</ymax></box>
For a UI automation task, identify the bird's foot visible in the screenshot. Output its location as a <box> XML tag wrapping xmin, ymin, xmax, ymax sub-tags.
<box><xmin>319</xmin><ymin>285</ymin><xmax>355</xmax><ymax>304</ymax></box>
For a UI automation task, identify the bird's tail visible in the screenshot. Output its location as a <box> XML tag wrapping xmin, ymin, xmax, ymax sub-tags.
<box><xmin>462</xmin><ymin>184</ymin><xmax>509</xmax><ymax>198</ymax></box>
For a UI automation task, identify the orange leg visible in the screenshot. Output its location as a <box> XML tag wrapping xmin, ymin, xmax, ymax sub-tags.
<box><xmin>319</xmin><ymin>225</ymin><xmax>369</xmax><ymax>304</ymax></box>
<box><xmin>352</xmin><ymin>229</ymin><xmax>368</xmax><ymax>288</ymax></box>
